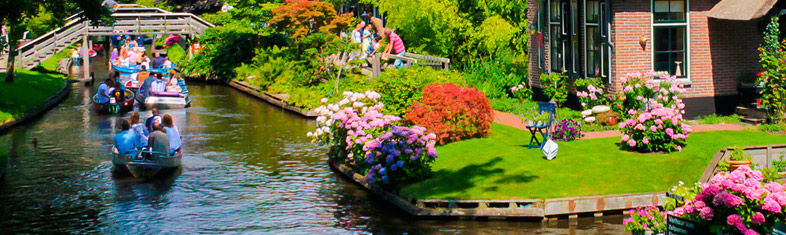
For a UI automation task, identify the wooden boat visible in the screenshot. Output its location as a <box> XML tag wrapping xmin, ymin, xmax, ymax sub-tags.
<box><xmin>113</xmin><ymin>148</ymin><xmax>182</xmax><ymax>178</ymax></box>
<box><xmin>92</xmin><ymin>89</ymin><xmax>135</xmax><ymax>114</ymax></box>
<box><xmin>136</xmin><ymin>90</ymin><xmax>191</xmax><ymax>110</ymax></box>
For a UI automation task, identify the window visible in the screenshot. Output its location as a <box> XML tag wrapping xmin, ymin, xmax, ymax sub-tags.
<box><xmin>585</xmin><ymin>0</ymin><xmax>610</xmax><ymax>80</ymax></box>
<box><xmin>653</xmin><ymin>0</ymin><xmax>688</xmax><ymax>78</ymax></box>
<box><xmin>549</xmin><ymin>0</ymin><xmax>563</xmax><ymax>72</ymax></box>
<box><xmin>537</xmin><ymin>0</ymin><xmax>546</xmax><ymax>69</ymax></box>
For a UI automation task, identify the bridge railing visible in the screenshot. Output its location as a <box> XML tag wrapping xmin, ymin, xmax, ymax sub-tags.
<box><xmin>366</xmin><ymin>52</ymin><xmax>450</xmax><ymax>78</ymax></box>
<box><xmin>13</xmin><ymin>4</ymin><xmax>214</xmax><ymax>70</ymax></box>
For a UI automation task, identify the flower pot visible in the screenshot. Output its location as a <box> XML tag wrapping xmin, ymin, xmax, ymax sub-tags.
<box><xmin>728</xmin><ymin>160</ymin><xmax>752</xmax><ymax>171</ymax></box>
<box><xmin>608</xmin><ymin>116</ymin><xmax>618</xmax><ymax>126</ymax></box>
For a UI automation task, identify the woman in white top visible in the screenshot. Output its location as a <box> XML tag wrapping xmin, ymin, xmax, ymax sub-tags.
<box><xmin>161</xmin><ymin>114</ymin><xmax>182</xmax><ymax>155</ymax></box>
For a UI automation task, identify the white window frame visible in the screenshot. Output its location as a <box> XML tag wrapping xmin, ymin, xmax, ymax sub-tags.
<box><xmin>651</xmin><ymin>0</ymin><xmax>691</xmax><ymax>85</ymax></box>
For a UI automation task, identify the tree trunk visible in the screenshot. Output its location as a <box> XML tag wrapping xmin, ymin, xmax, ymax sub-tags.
<box><xmin>4</xmin><ymin>40</ymin><xmax>16</xmax><ymax>83</ymax></box>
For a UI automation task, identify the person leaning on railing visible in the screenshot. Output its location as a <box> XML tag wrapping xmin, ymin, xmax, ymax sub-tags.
<box><xmin>381</xmin><ymin>28</ymin><xmax>407</xmax><ymax>68</ymax></box>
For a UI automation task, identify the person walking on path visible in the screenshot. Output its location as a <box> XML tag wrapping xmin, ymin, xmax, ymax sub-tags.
<box><xmin>382</xmin><ymin>28</ymin><xmax>407</xmax><ymax>68</ymax></box>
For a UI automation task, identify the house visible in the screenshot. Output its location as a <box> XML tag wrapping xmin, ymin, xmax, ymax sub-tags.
<box><xmin>528</xmin><ymin>0</ymin><xmax>781</xmax><ymax>117</ymax></box>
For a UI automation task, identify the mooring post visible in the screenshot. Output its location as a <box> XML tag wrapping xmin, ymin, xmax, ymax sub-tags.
<box><xmin>81</xmin><ymin>21</ymin><xmax>90</xmax><ymax>81</ymax></box>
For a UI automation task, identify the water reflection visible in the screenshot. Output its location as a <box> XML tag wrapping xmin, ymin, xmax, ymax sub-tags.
<box><xmin>0</xmin><ymin>78</ymin><xmax>630</xmax><ymax>233</ymax></box>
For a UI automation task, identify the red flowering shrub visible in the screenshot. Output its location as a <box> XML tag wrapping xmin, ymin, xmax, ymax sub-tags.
<box><xmin>405</xmin><ymin>83</ymin><xmax>494</xmax><ymax>144</ymax></box>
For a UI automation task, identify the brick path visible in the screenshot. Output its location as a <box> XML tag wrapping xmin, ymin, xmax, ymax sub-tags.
<box><xmin>493</xmin><ymin>110</ymin><xmax>752</xmax><ymax>140</ymax></box>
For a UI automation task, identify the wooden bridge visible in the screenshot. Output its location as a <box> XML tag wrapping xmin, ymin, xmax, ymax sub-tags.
<box><xmin>2</xmin><ymin>4</ymin><xmax>214</xmax><ymax>80</ymax></box>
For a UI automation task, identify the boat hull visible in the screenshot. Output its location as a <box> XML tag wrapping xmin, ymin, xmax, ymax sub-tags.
<box><xmin>113</xmin><ymin>151</ymin><xmax>182</xmax><ymax>178</ymax></box>
<box><xmin>92</xmin><ymin>90</ymin><xmax>135</xmax><ymax>114</ymax></box>
<box><xmin>137</xmin><ymin>95</ymin><xmax>190</xmax><ymax>110</ymax></box>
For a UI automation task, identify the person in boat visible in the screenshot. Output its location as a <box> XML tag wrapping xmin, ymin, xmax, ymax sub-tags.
<box><xmin>166</xmin><ymin>70</ymin><xmax>182</xmax><ymax>93</ymax></box>
<box><xmin>140</xmin><ymin>53</ymin><xmax>150</xmax><ymax>70</ymax></box>
<box><xmin>129</xmin><ymin>112</ymin><xmax>148</xmax><ymax>148</ymax></box>
<box><xmin>162</xmin><ymin>114</ymin><xmax>182</xmax><ymax>155</ymax></box>
<box><xmin>96</xmin><ymin>78</ymin><xmax>112</xmax><ymax>104</ymax></box>
<box><xmin>163</xmin><ymin>57</ymin><xmax>173</xmax><ymax>69</ymax></box>
<box><xmin>145</xmin><ymin>108</ymin><xmax>162</xmax><ymax>132</ymax></box>
<box><xmin>151</xmin><ymin>52</ymin><xmax>165</xmax><ymax>69</ymax></box>
<box><xmin>147</xmin><ymin>122</ymin><xmax>170</xmax><ymax>158</ymax></box>
<box><xmin>136</xmin><ymin>65</ymin><xmax>150</xmax><ymax>84</ymax></box>
<box><xmin>139</xmin><ymin>72</ymin><xmax>157</xmax><ymax>99</ymax></box>
<box><xmin>110</xmin><ymin>71</ymin><xmax>126</xmax><ymax>102</ymax></box>
<box><xmin>151</xmin><ymin>74</ymin><xmax>168</xmax><ymax>93</ymax></box>
<box><xmin>113</xmin><ymin>119</ymin><xmax>140</xmax><ymax>156</ymax></box>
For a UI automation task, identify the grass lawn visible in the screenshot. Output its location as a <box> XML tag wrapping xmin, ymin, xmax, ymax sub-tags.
<box><xmin>400</xmin><ymin>123</ymin><xmax>786</xmax><ymax>200</ymax></box>
<box><xmin>37</xmin><ymin>45</ymin><xmax>76</xmax><ymax>73</ymax></box>
<box><xmin>0</xmin><ymin>70</ymin><xmax>66</xmax><ymax>123</ymax></box>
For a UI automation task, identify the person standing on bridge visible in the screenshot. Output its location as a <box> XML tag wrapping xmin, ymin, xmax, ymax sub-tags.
<box><xmin>382</xmin><ymin>28</ymin><xmax>407</xmax><ymax>68</ymax></box>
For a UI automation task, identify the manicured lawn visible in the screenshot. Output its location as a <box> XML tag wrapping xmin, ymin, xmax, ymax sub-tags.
<box><xmin>0</xmin><ymin>70</ymin><xmax>66</xmax><ymax>123</ymax></box>
<box><xmin>400</xmin><ymin>123</ymin><xmax>786</xmax><ymax>200</ymax></box>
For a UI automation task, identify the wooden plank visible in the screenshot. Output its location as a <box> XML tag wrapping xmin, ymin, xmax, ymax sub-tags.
<box><xmin>228</xmin><ymin>80</ymin><xmax>317</xmax><ymax>117</ymax></box>
<box><xmin>700</xmin><ymin>150</ymin><xmax>725</xmax><ymax>183</ymax></box>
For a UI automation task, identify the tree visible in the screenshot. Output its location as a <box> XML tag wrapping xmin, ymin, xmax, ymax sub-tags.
<box><xmin>267</xmin><ymin>0</ymin><xmax>355</xmax><ymax>39</ymax></box>
<box><xmin>0</xmin><ymin>0</ymin><xmax>109</xmax><ymax>82</ymax></box>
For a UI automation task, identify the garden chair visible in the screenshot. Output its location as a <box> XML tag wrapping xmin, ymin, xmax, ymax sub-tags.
<box><xmin>527</xmin><ymin>102</ymin><xmax>556</xmax><ymax>149</ymax></box>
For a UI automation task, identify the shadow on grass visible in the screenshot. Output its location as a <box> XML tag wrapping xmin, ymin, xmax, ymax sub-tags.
<box><xmin>415</xmin><ymin>157</ymin><xmax>539</xmax><ymax>198</ymax></box>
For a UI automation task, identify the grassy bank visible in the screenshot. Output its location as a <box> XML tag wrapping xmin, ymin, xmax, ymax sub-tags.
<box><xmin>0</xmin><ymin>70</ymin><xmax>66</xmax><ymax>124</ymax></box>
<box><xmin>400</xmin><ymin>124</ymin><xmax>786</xmax><ymax>200</ymax></box>
<box><xmin>37</xmin><ymin>45</ymin><xmax>76</xmax><ymax>73</ymax></box>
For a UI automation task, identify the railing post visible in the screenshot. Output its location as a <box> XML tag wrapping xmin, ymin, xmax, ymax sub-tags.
<box><xmin>371</xmin><ymin>54</ymin><xmax>381</xmax><ymax>78</ymax></box>
<box><xmin>82</xmin><ymin>21</ymin><xmax>90</xmax><ymax>81</ymax></box>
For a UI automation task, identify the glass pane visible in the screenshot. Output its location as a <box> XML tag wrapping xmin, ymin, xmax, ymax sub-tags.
<box><xmin>671</xmin><ymin>52</ymin><xmax>686</xmax><ymax>76</ymax></box>
<box><xmin>551</xmin><ymin>25</ymin><xmax>562</xmax><ymax>72</ymax></box>
<box><xmin>654</xmin><ymin>27</ymin><xmax>686</xmax><ymax>52</ymax></box>
<box><xmin>572</xmin><ymin>38</ymin><xmax>579</xmax><ymax>72</ymax></box>
<box><xmin>551</xmin><ymin>0</ymin><xmax>561</xmax><ymax>20</ymax></box>
<box><xmin>654</xmin><ymin>0</ymin><xmax>669</xmax><ymax>12</ymax></box>
<box><xmin>671</xmin><ymin>27</ymin><xmax>685</xmax><ymax>51</ymax></box>
<box><xmin>654</xmin><ymin>53</ymin><xmax>671</xmax><ymax>73</ymax></box>
<box><xmin>586</xmin><ymin>0</ymin><xmax>599</xmax><ymax>22</ymax></box>
<box><xmin>587</xmin><ymin>27</ymin><xmax>599</xmax><ymax>50</ymax></box>
<box><xmin>571</xmin><ymin>0</ymin><xmax>578</xmax><ymax>34</ymax></box>
<box><xmin>654</xmin><ymin>27</ymin><xmax>669</xmax><ymax>52</ymax></box>
<box><xmin>654</xmin><ymin>0</ymin><xmax>685</xmax><ymax>22</ymax></box>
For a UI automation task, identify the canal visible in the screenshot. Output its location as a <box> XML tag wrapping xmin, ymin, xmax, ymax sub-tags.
<box><xmin>0</xmin><ymin>82</ymin><xmax>626</xmax><ymax>233</ymax></box>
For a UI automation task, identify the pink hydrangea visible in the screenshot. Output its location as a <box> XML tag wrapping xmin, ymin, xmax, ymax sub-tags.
<box><xmin>751</xmin><ymin>212</ymin><xmax>765</xmax><ymax>225</ymax></box>
<box><xmin>762</xmin><ymin>197</ymin><xmax>782</xmax><ymax>213</ymax></box>
<box><xmin>726</xmin><ymin>214</ymin><xmax>742</xmax><ymax>226</ymax></box>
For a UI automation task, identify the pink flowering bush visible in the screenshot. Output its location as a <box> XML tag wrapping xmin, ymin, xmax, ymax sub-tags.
<box><xmin>617</xmin><ymin>72</ymin><xmax>691</xmax><ymax>152</ymax></box>
<box><xmin>668</xmin><ymin>166</ymin><xmax>786</xmax><ymax>234</ymax></box>
<box><xmin>574</xmin><ymin>77</ymin><xmax>608</xmax><ymax>109</ymax></box>
<box><xmin>624</xmin><ymin>205</ymin><xmax>666</xmax><ymax>233</ymax></box>
<box><xmin>362</xmin><ymin>126</ymin><xmax>438</xmax><ymax>185</ymax></box>
<box><xmin>309</xmin><ymin>91</ymin><xmax>400</xmax><ymax>164</ymax></box>
<box><xmin>308</xmin><ymin>91</ymin><xmax>439</xmax><ymax>186</ymax></box>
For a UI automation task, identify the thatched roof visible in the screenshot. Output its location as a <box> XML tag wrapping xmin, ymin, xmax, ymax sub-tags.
<box><xmin>708</xmin><ymin>0</ymin><xmax>778</xmax><ymax>20</ymax></box>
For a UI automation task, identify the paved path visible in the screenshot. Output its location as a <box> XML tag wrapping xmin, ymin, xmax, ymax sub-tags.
<box><xmin>493</xmin><ymin>110</ymin><xmax>752</xmax><ymax>140</ymax></box>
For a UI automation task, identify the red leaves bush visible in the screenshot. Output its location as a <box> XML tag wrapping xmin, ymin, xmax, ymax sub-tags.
<box><xmin>405</xmin><ymin>83</ymin><xmax>494</xmax><ymax>144</ymax></box>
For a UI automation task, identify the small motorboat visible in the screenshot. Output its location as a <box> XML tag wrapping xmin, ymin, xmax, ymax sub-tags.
<box><xmin>92</xmin><ymin>89</ymin><xmax>135</xmax><ymax>114</ymax></box>
<box><xmin>113</xmin><ymin>148</ymin><xmax>182</xmax><ymax>178</ymax></box>
<box><xmin>137</xmin><ymin>91</ymin><xmax>191</xmax><ymax>109</ymax></box>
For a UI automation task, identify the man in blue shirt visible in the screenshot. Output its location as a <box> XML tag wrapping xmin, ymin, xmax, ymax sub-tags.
<box><xmin>96</xmin><ymin>79</ymin><xmax>112</xmax><ymax>104</ymax></box>
<box><xmin>113</xmin><ymin>120</ymin><xmax>139</xmax><ymax>155</ymax></box>
<box><xmin>145</xmin><ymin>108</ymin><xmax>162</xmax><ymax>132</ymax></box>
<box><xmin>151</xmin><ymin>52</ymin><xmax>165</xmax><ymax>69</ymax></box>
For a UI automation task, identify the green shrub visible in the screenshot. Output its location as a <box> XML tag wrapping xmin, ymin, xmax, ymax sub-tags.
<box><xmin>539</xmin><ymin>73</ymin><xmax>569</xmax><ymax>106</ymax></box>
<box><xmin>166</xmin><ymin>43</ymin><xmax>186</xmax><ymax>66</ymax></box>
<box><xmin>374</xmin><ymin>66</ymin><xmax>466</xmax><ymax>117</ymax></box>
<box><xmin>759</xmin><ymin>123</ymin><xmax>784</xmax><ymax>133</ymax></box>
<box><xmin>464</xmin><ymin>54</ymin><xmax>525</xmax><ymax>99</ymax></box>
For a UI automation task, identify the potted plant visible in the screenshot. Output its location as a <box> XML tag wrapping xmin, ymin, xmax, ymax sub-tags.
<box><xmin>726</xmin><ymin>146</ymin><xmax>752</xmax><ymax>171</ymax></box>
<box><xmin>624</xmin><ymin>205</ymin><xmax>666</xmax><ymax>235</ymax></box>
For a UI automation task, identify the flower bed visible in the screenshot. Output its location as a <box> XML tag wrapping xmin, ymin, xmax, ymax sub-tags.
<box><xmin>309</xmin><ymin>91</ymin><xmax>439</xmax><ymax>187</ymax></box>
<box><xmin>669</xmin><ymin>166</ymin><xmax>786</xmax><ymax>234</ymax></box>
<box><xmin>617</xmin><ymin>72</ymin><xmax>691</xmax><ymax>153</ymax></box>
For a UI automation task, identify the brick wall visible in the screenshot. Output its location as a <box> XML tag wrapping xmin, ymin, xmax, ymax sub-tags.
<box><xmin>528</xmin><ymin>0</ymin><xmax>762</xmax><ymax>113</ymax></box>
